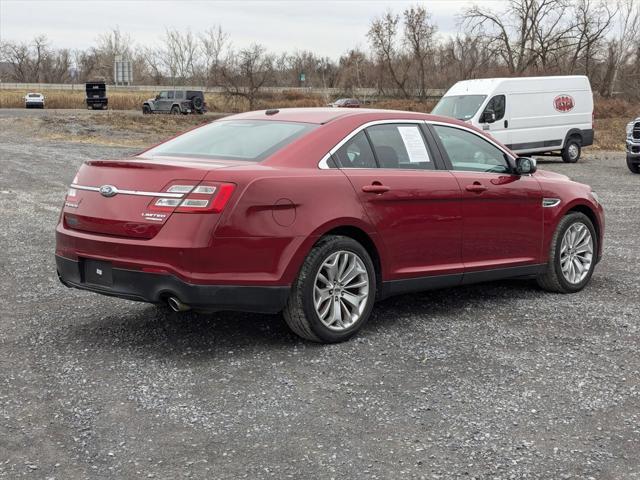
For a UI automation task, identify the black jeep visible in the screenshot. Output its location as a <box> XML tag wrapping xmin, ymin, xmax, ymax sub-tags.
<box><xmin>142</xmin><ymin>90</ymin><xmax>207</xmax><ymax>115</ymax></box>
<box><xmin>85</xmin><ymin>81</ymin><xmax>108</xmax><ymax>110</ymax></box>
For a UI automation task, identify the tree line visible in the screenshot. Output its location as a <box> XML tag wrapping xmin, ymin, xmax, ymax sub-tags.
<box><xmin>1</xmin><ymin>0</ymin><xmax>639</xmax><ymax>106</ymax></box>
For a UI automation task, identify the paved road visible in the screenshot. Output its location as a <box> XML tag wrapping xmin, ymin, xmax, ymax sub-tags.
<box><xmin>0</xmin><ymin>121</ymin><xmax>638</xmax><ymax>478</ymax></box>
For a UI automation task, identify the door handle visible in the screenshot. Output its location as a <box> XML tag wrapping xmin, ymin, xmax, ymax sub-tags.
<box><xmin>465</xmin><ymin>183</ymin><xmax>488</xmax><ymax>193</ymax></box>
<box><xmin>362</xmin><ymin>183</ymin><xmax>390</xmax><ymax>194</ymax></box>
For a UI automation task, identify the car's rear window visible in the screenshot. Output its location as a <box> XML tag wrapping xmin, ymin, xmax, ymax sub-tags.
<box><xmin>28</xmin><ymin>94</ymin><xmax>41</xmax><ymax>98</ymax></box>
<box><xmin>145</xmin><ymin>120</ymin><xmax>315</xmax><ymax>162</ymax></box>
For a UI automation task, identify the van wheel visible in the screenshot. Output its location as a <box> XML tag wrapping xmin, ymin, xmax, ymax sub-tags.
<box><xmin>627</xmin><ymin>156</ymin><xmax>640</xmax><ymax>174</ymax></box>
<box><xmin>283</xmin><ymin>235</ymin><xmax>376</xmax><ymax>343</ymax></box>
<box><xmin>562</xmin><ymin>138</ymin><xmax>581</xmax><ymax>163</ymax></box>
<box><xmin>536</xmin><ymin>212</ymin><xmax>597</xmax><ymax>293</ymax></box>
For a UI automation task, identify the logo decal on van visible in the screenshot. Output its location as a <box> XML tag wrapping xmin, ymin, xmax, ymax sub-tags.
<box><xmin>554</xmin><ymin>95</ymin><xmax>575</xmax><ymax>112</ymax></box>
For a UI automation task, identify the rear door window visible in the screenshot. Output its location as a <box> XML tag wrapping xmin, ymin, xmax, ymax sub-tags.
<box><xmin>332</xmin><ymin>131</ymin><xmax>377</xmax><ymax>168</ymax></box>
<box><xmin>366</xmin><ymin>124</ymin><xmax>434</xmax><ymax>170</ymax></box>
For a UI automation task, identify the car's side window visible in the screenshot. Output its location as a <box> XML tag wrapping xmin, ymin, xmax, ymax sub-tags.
<box><xmin>168</xmin><ymin>91</ymin><xmax>175</xmax><ymax>100</ymax></box>
<box><xmin>175</xmin><ymin>91</ymin><xmax>184</xmax><ymax>100</ymax></box>
<box><xmin>158</xmin><ymin>91</ymin><xmax>168</xmax><ymax>100</ymax></box>
<box><xmin>332</xmin><ymin>131</ymin><xmax>378</xmax><ymax>168</ymax></box>
<box><xmin>481</xmin><ymin>95</ymin><xmax>506</xmax><ymax>122</ymax></box>
<box><xmin>366</xmin><ymin>124</ymin><xmax>434</xmax><ymax>170</ymax></box>
<box><xmin>432</xmin><ymin>124</ymin><xmax>511</xmax><ymax>174</ymax></box>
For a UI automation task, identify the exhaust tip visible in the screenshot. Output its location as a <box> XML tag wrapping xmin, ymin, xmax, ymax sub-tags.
<box><xmin>167</xmin><ymin>296</ymin><xmax>190</xmax><ymax>312</ymax></box>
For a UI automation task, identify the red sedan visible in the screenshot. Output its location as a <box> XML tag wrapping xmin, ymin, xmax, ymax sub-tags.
<box><xmin>56</xmin><ymin>108</ymin><xmax>604</xmax><ymax>343</ymax></box>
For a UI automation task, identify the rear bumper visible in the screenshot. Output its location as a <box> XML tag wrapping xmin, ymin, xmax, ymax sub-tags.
<box><xmin>56</xmin><ymin>255</ymin><xmax>290</xmax><ymax>314</ymax></box>
<box><xmin>580</xmin><ymin>128</ymin><xmax>594</xmax><ymax>147</ymax></box>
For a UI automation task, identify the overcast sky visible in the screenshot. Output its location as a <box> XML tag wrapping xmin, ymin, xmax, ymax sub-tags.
<box><xmin>0</xmin><ymin>0</ymin><xmax>510</xmax><ymax>58</ymax></box>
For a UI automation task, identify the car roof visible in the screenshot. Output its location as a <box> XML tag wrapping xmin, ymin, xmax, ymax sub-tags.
<box><xmin>227</xmin><ymin>107</ymin><xmax>443</xmax><ymax>125</ymax></box>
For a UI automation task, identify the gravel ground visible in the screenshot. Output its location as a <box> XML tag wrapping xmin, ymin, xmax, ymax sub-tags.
<box><xmin>0</xmin><ymin>110</ymin><xmax>639</xmax><ymax>479</ymax></box>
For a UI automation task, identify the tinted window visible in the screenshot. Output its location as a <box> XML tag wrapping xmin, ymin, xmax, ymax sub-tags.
<box><xmin>432</xmin><ymin>95</ymin><xmax>487</xmax><ymax>121</ymax></box>
<box><xmin>333</xmin><ymin>131</ymin><xmax>377</xmax><ymax>168</ymax></box>
<box><xmin>174</xmin><ymin>91</ymin><xmax>185</xmax><ymax>100</ymax></box>
<box><xmin>145</xmin><ymin>120</ymin><xmax>315</xmax><ymax>162</ymax></box>
<box><xmin>367</xmin><ymin>124</ymin><xmax>434</xmax><ymax>170</ymax></box>
<box><xmin>167</xmin><ymin>91</ymin><xmax>175</xmax><ymax>100</ymax></box>
<box><xmin>481</xmin><ymin>95</ymin><xmax>506</xmax><ymax>122</ymax></box>
<box><xmin>432</xmin><ymin>125</ymin><xmax>510</xmax><ymax>173</ymax></box>
<box><xmin>158</xmin><ymin>91</ymin><xmax>168</xmax><ymax>99</ymax></box>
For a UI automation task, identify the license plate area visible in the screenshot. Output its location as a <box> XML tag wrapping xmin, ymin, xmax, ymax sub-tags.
<box><xmin>82</xmin><ymin>259</ymin><xmax>113</xmax><ymax>286</ymax></box>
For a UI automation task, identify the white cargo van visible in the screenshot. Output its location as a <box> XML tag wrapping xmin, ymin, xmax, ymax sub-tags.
<box><xmin>432</xmin><ymin>76</ymin><xmax>594</xmax><ymax>163</ymax></box>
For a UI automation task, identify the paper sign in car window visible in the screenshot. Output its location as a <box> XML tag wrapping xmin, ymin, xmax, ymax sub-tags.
<box><xmin>398</xmin><ymin>126</ymin><xmax>430</xmax><ymax>163</ymax></box>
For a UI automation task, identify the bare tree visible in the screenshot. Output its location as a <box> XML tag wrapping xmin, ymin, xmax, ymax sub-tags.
<box><xmin>200</xmin><ymin>26</ymin><xmax>228</xmax><ymax>87</ymax></box>
<box><xmin>569</xmin><ymin>0</ymin><xmax>615</xmax><ymax>77</ymax></box>
<box><xmin>462</xmin><ymin>0</ymin><xmax>575</xmax><ymax>74</ymax></box>
<box><xmin>221</xmin><ymin>44</ymin><xmax>274</xmax><ymax>110</ymax></box>
<box><xmin>163</xmin><ymin>29</ymin><xmax>200</xmax><ymax>85</ymax></box>
<box><xmin>403</xmin><ymin>5</ymin><xmax>437</xmax><ymax>99</ymax></box>
<box><xmin>600</xmin><ymin>0</ymin><xmax>640</xmax><ymax>97</ymax></box>
<box><xmin>368</xmin><ymin>11</ymin><xmax>412</xmax><ymax>97</ymax></box>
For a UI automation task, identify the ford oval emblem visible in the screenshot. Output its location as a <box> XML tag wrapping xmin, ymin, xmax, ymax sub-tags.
<box><xmin>99</xmin><ymin>184</ymin><xmax>118</xmax><ymax>197</ymax></box>
<box><xmin>553</xmin><ymin>95</ymin><xmax>575</xmax><ymax>112</ymax></box>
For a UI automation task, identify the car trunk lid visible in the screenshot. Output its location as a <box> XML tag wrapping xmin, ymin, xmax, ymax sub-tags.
<box><xmin>63</xmin><ymin>157</ymin><xmax>240</xmax><ymax>239</ymax></box>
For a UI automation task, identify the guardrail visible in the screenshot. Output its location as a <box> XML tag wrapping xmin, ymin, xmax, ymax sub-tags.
<box><xmin>0</xmin><ymin>82</ymin><xmax>445</xmax><ymax>98</ymax></box>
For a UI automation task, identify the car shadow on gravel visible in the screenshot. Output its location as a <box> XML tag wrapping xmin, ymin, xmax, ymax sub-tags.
<box><xmin>63</xmin><ymin>279</ymin><xmax>540</xmax><ymax>356</ymax></box>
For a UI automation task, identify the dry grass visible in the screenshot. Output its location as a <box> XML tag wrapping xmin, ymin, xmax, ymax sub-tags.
<box><xmin>0</xmin><ymin>88</ymin><xmax>634</xmax><ymax>151</ymax></box>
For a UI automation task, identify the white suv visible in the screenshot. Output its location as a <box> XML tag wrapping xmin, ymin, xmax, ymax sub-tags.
<box><xmin>24</xmin><ymin>93</ymin><xmax>45</xmax><ymax>109</ymax></box>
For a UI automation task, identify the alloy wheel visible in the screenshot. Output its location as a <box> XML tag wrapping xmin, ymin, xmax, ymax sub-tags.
<box><xmin>560</xmin><ymin>222</ymin><xmax>593</xmax><ymax>284</ymax></box>
<box><xmin>313</xmin><ymin>250</ymin><xmax>369</xmax><ymax>331</ymax></box>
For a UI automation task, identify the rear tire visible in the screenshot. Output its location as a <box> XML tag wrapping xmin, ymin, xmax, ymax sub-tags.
<box><xmin>170</xmin><ymin>106</ymin><xmax>181</xmax><ymax>115</ymax></box>
<box><xmin>627</xmin><ymin>155</ymin><xmax>640</xmax><ymax>174</ymax></box>
<box><xmin>283</xmin><ymin>235</ymin><xmax>376</xmax><ymax>343</ymax></box>
<box><xmin>536</xmin><ymin>212</ymin><xmax>597</xmax><ymax>293</ymax></box>
<box><xmin>562</xmin><ymin>137</ymin><xmax>581</xmax><ymax>163</ymax></box>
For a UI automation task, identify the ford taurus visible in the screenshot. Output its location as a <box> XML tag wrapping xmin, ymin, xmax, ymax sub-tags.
<box><xmin>56</xmin><ymin>108</ymin><xmax>604</xmax><ymax>343</ymax></box>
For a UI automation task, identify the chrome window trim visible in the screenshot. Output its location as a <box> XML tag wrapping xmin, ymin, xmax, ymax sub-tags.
<box><xmin>70</xmin><ymin>184</ymin><xmax>184</xmax><ymax>199</ymax></box>
<box><xmin>318</xmin><ymin>118</ymin><xmax>516</xmax><ymax>170</ymax></box>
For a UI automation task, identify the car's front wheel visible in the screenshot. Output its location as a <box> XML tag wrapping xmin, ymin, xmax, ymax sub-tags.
<box><xmin>537</xmin><ymin>212</ymin><xmax>597</xmax><ymax>293</ymax></box>
<box><xmin>627</xmin><ymin>155</ymin><xmax>640</xmax><ymax>174</ymax></box>
<box><xmin>142</xmin><ymin>105</ymin><xmax>151</xmax><ymax>115</ymax></box>
<box><xmin>283</xmin><ymin>235</ymin><xmax>376</xmax><ymax>343</ymax></box>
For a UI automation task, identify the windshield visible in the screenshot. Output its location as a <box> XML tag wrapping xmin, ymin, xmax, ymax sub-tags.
<box><xmin>432</xmin><ymin>95</ymin><xmax>487</xmax><ymax>121</ymax></box>
<box><xmin>144</xmin><ymin>120</ymin><xmax>316</xmax><ymax>162</ymax></box>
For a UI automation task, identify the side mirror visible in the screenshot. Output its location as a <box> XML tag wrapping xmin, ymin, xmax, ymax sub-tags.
<box><xmin>155</xmin><ymin>94</ymin><xmax>160</xmax><ymax>100</ymax></box>
<box><xmin>482</xmin><ymin>108</ymin><xmax>496</xmax><ymax>123</ymax></box>
<box><xmin>515</xmin><ymin>157</ymin><xmax>537</xmax><ymax>175</ymax></box>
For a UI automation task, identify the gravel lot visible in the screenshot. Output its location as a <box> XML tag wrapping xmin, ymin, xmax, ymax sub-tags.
<box><xmin>0</xmin><ymin>110</ymin><xmax>639</xmax><ymax>479</ymax></box>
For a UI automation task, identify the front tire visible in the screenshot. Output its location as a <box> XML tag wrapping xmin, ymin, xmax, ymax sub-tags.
<box><xmin>142</xmin><ymin>105</ymin><xmax>151</xmax><ymax>115</ymax></box>
<box><xmin>537</xmin><ymin>212</ymin><xmax>597</xmax><ymax>293</ymax></box>
<box><xmin>283</xmin><ymin>235</ymin><xmax>376</xmax><ymax>343</ymax></box>
<box><xmin>562</xmin><ymin>137</ymin><xmax>581</xmax><ymax>163</ymax></box>
<box><xmin>627</xmin><ymin>155</ymin><xmax>640</xmax><ymax>174</ymax></box>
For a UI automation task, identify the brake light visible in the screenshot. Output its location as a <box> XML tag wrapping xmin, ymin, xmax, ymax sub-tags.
<box><xmin>148</xmin><ymin>181</ymin><xmax>235</xmax><ymax>213</ymax></box>
<box><xmin>176</xmin><ymin>182</ymin><xmax>235</xmax><ymax>213</ymax></box>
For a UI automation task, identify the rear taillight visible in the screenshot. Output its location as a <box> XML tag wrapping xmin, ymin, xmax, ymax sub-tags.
<box><xmin>149</xmin><ymin>181</ymin><xmax>235</xmax><ymax>213</ymax></box>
